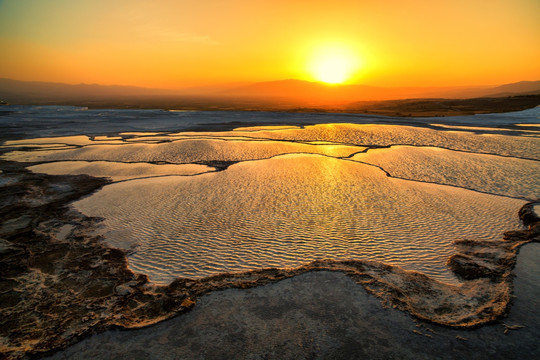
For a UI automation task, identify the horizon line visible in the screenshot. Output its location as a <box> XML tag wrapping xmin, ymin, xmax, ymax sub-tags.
<box><xmin>3</xmin><ymin>76</ymin><xmax>539</xmax><ymax>92</ymax></box>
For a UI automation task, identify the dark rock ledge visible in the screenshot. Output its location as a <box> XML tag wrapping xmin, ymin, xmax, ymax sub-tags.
<box><xmin>447</xmin><ymin>203</ymin><xmax>540</xmax><ymax>281</ymax></box>
<box><xmin>0</xmin><ymin>158</ymin><xmax>538</xmax><ymax>360</ymax></box>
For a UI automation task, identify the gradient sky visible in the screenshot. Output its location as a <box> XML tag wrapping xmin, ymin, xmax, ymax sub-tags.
<box><xmin>1</xmin><ymin>0</ymin><xmax>539</xmax><ymax>89</ymax></box>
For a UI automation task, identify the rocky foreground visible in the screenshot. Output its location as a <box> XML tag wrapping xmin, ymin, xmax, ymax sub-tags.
<box><xmin>1</xmin><ymin>154</ymin><xmax>539</xmax><ymax>359</ymax></box>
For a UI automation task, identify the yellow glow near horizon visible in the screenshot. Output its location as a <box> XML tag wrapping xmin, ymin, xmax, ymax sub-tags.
<box><xmin>1</xmin><ymin>0</ymin><xmax>539</xmax><ymax>89</ymax></box>
<box><xmin>308</xmin><ymin>45</ymin><xmax>360</xmax><ymax>84</ymax></box>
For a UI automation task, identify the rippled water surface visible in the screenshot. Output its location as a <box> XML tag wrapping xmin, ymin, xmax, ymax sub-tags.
<box><xmin>27</xmin><ymin>161</ymin><xmax>214</xmax><ymax>181</ymax></box>
<box><xmin>352</xmin><ymin>146</ymin><xmax>540</xmax><ymax>200</ymax></box>
<box><xmin>180</xmin><ymin>123</ymin><xmax>540</xmax><ymax>159</ymax></box>
<box><xmin>2</xmin><ymin>139</ymin><xmax>364</xmax><ymax>163</ymax></box>
<box><xmin>3</xmin><ymin>107</ymin><xmax>537</xmax><ymax>286</ymax></box>
<box><xmin>74</xmin><ymin>154</ymin><xmax>524</xmax><ymax>284</ymax></box>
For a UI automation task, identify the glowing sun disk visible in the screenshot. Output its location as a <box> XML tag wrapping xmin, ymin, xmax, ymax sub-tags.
<box><xmin>309</xmin><ymin>47</ymin><xmax>358</xmax><ymax>84</ymax></box>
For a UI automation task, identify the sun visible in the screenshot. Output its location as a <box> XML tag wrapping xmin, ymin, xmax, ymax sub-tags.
<box><xmin>308</xmin><ymin>45</ymin><xmax>359</xmax><ymax>84</ymax></box>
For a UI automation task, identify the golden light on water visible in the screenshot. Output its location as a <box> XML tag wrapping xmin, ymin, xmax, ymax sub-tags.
<box><xmin>308</xmin><ymin>44</ymin><xmax>360</xmax><ymax>84</ymax></box>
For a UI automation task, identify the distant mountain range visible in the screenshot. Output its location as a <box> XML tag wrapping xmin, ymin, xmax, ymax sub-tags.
<box><xmin>0</xmin><ymin>78</ymin><xmax>175</xmax><ymax>101</ymax></box>
<box><xmin>1</xmin><ymin>78</ymin><xmax>539</xmax><ymax>108</ymax></box>
<box><xmin>217</xmin><ymin>79</ymin><xmax>540</xmax><ymax>103</ymax></box>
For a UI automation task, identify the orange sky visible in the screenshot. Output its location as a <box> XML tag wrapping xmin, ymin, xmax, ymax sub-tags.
<box><xmin>1</xmin><ymin>0</ymin><xmax>539</xmax><ymax>89</ymax></box>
